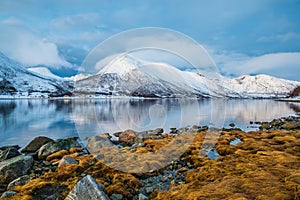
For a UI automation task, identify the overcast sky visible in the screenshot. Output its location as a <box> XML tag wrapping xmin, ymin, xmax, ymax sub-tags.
<box><xmin>0</xmin><ymin>0</ymin><xmax>300</xmax><ymax>80</ymax></box>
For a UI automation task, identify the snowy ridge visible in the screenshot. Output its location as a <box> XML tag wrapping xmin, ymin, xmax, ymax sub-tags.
<box><xmin>28</xmin><ymin>67</ymin><xmax>63</xmax><ymax>80</ymax></box>
<box><xmin>65</xmin><ymin>73</ymin><xmax>92</xmax><ymax>81</ymax></box>
<box><xmin>0</xmin><ymin>52</ymin><xmax>71</xmax><ymax>98</ymax></box>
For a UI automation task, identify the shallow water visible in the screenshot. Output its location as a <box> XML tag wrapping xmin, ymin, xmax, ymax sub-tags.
<box><xmin>0</xmin><ymin>98</ymin><xmax>299</xmax><ymax>147</ymax></box>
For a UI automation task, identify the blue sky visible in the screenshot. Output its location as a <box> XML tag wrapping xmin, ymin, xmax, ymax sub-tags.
<box><xmin>0</xmin><ymin>0</ymin><xmax>300</xmax><ymax>80</ymax></box>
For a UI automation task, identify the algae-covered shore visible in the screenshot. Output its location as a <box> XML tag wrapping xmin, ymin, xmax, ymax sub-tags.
<box><xmin>0</xmin><ymin>116</ymin><xmax>299</xmax><ymax>200</ymax></box>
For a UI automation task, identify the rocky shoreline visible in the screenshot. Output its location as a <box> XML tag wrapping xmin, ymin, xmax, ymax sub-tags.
<box><xmin>0</xmin><ymin>116</ymin><xmax>299</xmax><ymax>199</ymax></box>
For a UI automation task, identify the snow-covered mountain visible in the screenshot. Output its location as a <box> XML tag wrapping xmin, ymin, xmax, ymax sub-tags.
<box><xmin>0</xmin><ymin>52</ymin><xmax>72</xmax><ymax>98</ymax></box>
<box><xmin>74</xmin><ymin>55</ymin><xmax>300</xmax><ymax>98</ymax></box>
<box><xmin>74</xmin><ymin>56</ymin><xmax>224</xmax><ymax>97</ymax></box>
<box><xmin>223</xmin><ymin>74</ymin><xmax>300</xmax><ymax>98</ymax></box>
<box><xmin>28</xmin><ymin>67</ymin><xmax>63</xmax><ymax>80</ymax></box>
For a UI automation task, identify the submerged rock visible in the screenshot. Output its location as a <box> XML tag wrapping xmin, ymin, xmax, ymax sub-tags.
<box><xmin>0</xmin><ymin>155</ymin><xmax>33</xmax><ymax>184</ymax></box>
<box><xmin>37</xmin><ymin>137</ymin><xmax>81</xmax><ymax>160</ymax></box>
<box><xmin>21</xmin><ymin>136</ymin><xmax>54</xmax><ymax>154</ymax></box>
<box><xmin>0</xmin><ymin>147</ymin><xmax>21</xmax><ymax>162</ymax></box>
<box><xmin>65</xmin><ymin>175</ymin><xmax>109</xmax><ymax>200</ymax></box>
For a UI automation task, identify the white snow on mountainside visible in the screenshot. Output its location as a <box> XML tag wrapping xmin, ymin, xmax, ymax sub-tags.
<box><xmin>75</xmin><ymin>55</ymin><xmax>300</xmax><ymax>98</ymax></box>
<box><xmin>66</xmin><ymin>73</ymin><xmax>91</xmax><ymax>81</ymax></box>
<box><xmin>0</xmin><ymin>52</ymin><xmax>71</xmax><ymax>98</ymax></box>
<box><xmin>28</xmin><ymin>67</ymin><xmax>63</xmax><ymax>80</ymax></box>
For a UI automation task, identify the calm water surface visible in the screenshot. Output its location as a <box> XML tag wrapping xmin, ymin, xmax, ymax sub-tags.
<box><xmin>0</xmin><ymin>98</ymin><xmax>299</xmax><ymax>147</ymax></box>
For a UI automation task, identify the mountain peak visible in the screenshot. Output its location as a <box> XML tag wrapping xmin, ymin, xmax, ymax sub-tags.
<box><xmin>98</xmin><ymin>55</ymin><xmax>145</xmax><ymax>76</ymax></box>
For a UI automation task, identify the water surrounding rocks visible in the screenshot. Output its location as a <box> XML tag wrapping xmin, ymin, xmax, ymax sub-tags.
<box><xmin>229</xmin><ymin>138</ymin><xmax>242</xmax><ymax>146</ymax></box>
<box><xmin>0</xmin><ymin>116</ymin><xmax>299</xmax><ymax>199</ymax></box>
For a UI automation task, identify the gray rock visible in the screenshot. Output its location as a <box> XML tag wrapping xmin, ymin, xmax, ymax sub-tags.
<box><xmin>0</xmin><ymin>147</ymin><xmax>21</xmax><ymax>162</ymax></box>
<box><xmin>21</xmin><ymin>136</ymin><xmax>54</xmax><ymax>154</ymax></box>
<box><xmin>0</xmin><ymin>145</ymin><xmax>20</xmax><ymax>151</ymax></box>
<box><xmin>138</xmin><ymin>193</ymin><xmax>148</xmax><ymax>200</ymax></box>
<box><xmin>58</xmin><ymin>156</ymin><xmax>79</xmax><ymax>167</ymax></box>
<box><xmin>148</xmin><ymin>128</ymin><xmax>163</xmax><ymax>135</ymax></box>
<box><xmin>38</xmin><ymin>137</ymin><xmax>81</xmax><ymax>160</ymax></box>
<box><xmin>7</xmin><ymin>175</ymin><xmax>30</xmax><ymax>190</ymax></box>
<box><xmin>86</xmin><ymin>134</ymin><xmax>113</xmax><ymax>154</ymax></box>
<box><xmin>65</xmin><ymin>175</ymin><xmax>109</xmax><ymax>200</ymax></box>
<box><xmin>0</xmin><ymin>155</ymin><xmax>33</xmax><ymax>185</ymax></box>
<box><xmin>110</xmin><ymin>193</ymin><xmax>123</xmax><ymax>200</ymax></box>
<box><xmin>259</xmin><ymin>124</ymin><xmax>270</xmax><ymax>130</ymax></box>
<box><xmin>0</xmin><ymin>191</ymin><xmax>17</xmax><ymax>199</ymax></box>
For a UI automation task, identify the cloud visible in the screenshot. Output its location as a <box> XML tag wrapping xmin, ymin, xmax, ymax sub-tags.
<box><xmin>51</xmin><ymin>13</ymin><xmax>101</xmax><ymax>31</ymax></box>
<box><xmin>0</xmin><ymin>22</ymin><xmax>71</xmax><ymax>67</ymax></box>
<box><xmin>82</xmin><ymin>28</ymin><xmax>220</xmax><ymax>78</ymax></box>
<box><xmin>216</xmin><ymin>52</ymin><xmax>300</xmax><ymax>81</ymax></box>
<box><xmin>258</xmin><ymin>32</ymin><xmax>300</xmax><ymax>42</ymax></box>
<box><xmin>1</xmin><ymin>17</ymin><xmax>22</xmax><ymax>25</ymax></box>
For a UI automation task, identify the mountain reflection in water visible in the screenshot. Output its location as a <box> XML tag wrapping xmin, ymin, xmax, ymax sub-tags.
<box><xmin>0</xmin><ymin>98</ymin><xmax>298</xmax><ymax>147</ymax></box>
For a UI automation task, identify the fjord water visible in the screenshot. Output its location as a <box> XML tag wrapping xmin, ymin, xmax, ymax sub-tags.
<box><xmin>0</xmin><ymin>99</ymin><xmax>299</xmax><ymax>147</ymax></box>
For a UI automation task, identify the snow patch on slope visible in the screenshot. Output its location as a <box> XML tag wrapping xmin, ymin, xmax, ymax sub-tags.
<box><xmin>28</xmin><ymin>67</ymin><xmax>62</xmax><ymax>80</ymax></box>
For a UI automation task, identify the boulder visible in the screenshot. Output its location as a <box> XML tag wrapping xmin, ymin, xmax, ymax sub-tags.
<box><xmin>21</xmin><ymin>136</ymin><xmax>54</xmax><ymax>154</ymax></box>
<box><xmin>7</xmin><ymin>175</ymin><xmax>30</xmax><ymax>190</ymax></box>
<box><xmin>65</xmin><ymin>175</ymin><xmax>109</xmax><ymax>200</ymax></box>
<box><xmin>58</xmin><ymin>156</ymin><xmax>79</xmax><ymax>167</ymax></box>
<box><xmin>38</xmin><ymin>137</ymin><xmax>81</xmax><ymax>160</ymax></box>
<box><xmin>0</xmin><ymin>147</ymin><xmax>21</xmax><ymax>162</ymax></box>
<box><xmin>0</xmin><ymin>155</ymin><xmax>33</xmax><ymax>184</ymax></box>
<box><xmin>118</xmin><ymin>130</ymin><xmax>137</xmax><ymax>146</ymax></box>
<box><xmin>86</xmin><ymin>134</ymin><xmax>113</xmax><ymax>154</ymax></box>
